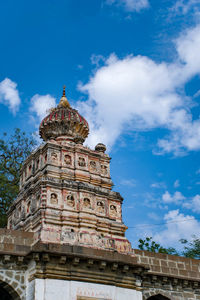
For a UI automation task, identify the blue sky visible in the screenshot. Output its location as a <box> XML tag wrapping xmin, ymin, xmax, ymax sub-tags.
<box><xmin>1</xmin><ymin>0</ymin><xmax>200</xmax><ymax>250</ymax></box>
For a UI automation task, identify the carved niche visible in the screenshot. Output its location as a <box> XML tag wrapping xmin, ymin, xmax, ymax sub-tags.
<box><xmin>51</xmin><ymin>152</ymin><xmax>58</xmax><ymax>162</ymax></box>
<box><xmin>27</xmin><ymin>201</ymin><xmax>31</xmax><ymax>214</ymax></box>
<box><xmin>21</xmin><ymin>206</ymin><xmax>25</xmax><ymax>220</ymax></box>
<box><xmin>35</xmin><ymin>158</ymin><xmax>40</xmax><ymax>170</ymax></box>
<box><xmin>66</xmin><ymin>194</ymin><xmax>75</xmax><ymax>207</ymax></box>
<box><xmin>8</xmin><ymin>218</ymin><xmax>12</xmax><ymax>229</ymax></box>
<box><xmin>50</xmin><ymin>193</ymin><xmax>58</xmax><ymax>204</ymax></box>
<box><xmin>78</xmin><ymin>157</ymin><xmax>86</xmax><ymax>167</ymax></box>
<box><xmin>15</xmin><ymin>205</ymin><xmax>21</xmax><ymax>220</ymax></box>
<box><xmin>31</xmin><ymin>198</ymin><xmax>37</xmax><ymax>213</ymax></box>
<box><xmin>13</xmin><ymin>209</ymin><xmax>18</xmax><ymax>225</ymax></box>
<box><xmin>83</xmin><ymin>198</ymin><xmax>91</xmax><ymax>209</ymax></box>
<box><xmin>101</xmin><ymin>165</ymin><xmax>108</xmax><ymax>175</ymax></box>
<box><xmin>64</xmin><ymin>154</ymin><xmax>71</xmax><ymax>165</ymax></box>
<box><xmin>110</xmin><ymin>204</ymin><xmax>117</xmax><ymax>217</ymax></box>
<box><xmin>36</xmin><ymin>195</ymin><xmax>41</xmax><ymax>208</ymax></box>
<box><xmin>96</xmin><ymin>200</ymin><xmax>105</xmax><ymax>213</ymax></box>
<box><xmin>28</xmin><ymin>164</ymin><xmax>32</xmax><ymax>175</ymax></box>
<box><xmin>90</xmin><ymin>160</ymin><xmax>97</xmax><ymax>171</ymax></box>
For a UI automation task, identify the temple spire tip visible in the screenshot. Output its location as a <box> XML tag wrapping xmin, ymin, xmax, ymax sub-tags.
<box><xmin>58</xmin><ymin>85</ymin><xmax>70</xmax><ymax>108</ymax></box>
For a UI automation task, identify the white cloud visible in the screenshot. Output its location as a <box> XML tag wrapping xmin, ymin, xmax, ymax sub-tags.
<box><xmin>154</xmin><ymin>209</ymin><xmax>200</xmax><ymax>247</ymax></box>
<box><xmin>0</xmin><ymin>78</ymin><xmax>21</xmax><ymax>114</ymax></box>
<box><xmin>30</xmin><ymin>94</ymin><xmax>56</xmax><ymax>121</ymax></box>
<box><xmin>183</xmin><ymin>194</ymin><xmax>200</xmax><ymax>213</ymax></box>
<box><xmin>191</xmin><ymin>195</ymin><xmax>200</xmax><ymax>212</ymax></box>
<box><xmin>176</xmin><ymin>24</ymin><xmax>200</xmax><ymax>77</ymax></box>
<box><xmin>106</xmin><ymin>0</ymin><xmax>149</xmax><ymax>12</ymax></box>
<box><xmin>151</xmin><ymin>182</ymin><xmax>166</xmax><ymax>189</ymax></box>
<box><xmin>162</xmin><ymin>191</ymin><xmax>185</xmax><ymax>204</ymax></box>
<box><xmin>174</xmin><ymin>179</ymin><xmax>180</xmax><ymax>188</ymax></box>
<box><xmin>78</xmin><ymin>24</ymin><xmax>200</xmax><ymax>155</ymax></box>
<box><xmin>91</xmin><ymin>54</ymin><xmax>105</xmax><ymax>67</ymax></box>
<box><xmin>171</xmin><ymin>0</ymin><xmax>200</xmax><ymax>15</ymax></box>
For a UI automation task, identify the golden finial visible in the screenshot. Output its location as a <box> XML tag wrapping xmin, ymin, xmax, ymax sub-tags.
<box><xmin>63</xmin><ymin>85</ymin><xmax>66</xmax><ymax>96</ymax></box>
<box><xmin>58</xmin><ymin>85</ymin><xmax>70</xmax><ymax>108</ymax></box>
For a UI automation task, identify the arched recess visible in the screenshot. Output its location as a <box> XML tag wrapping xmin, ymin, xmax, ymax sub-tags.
<box><xmin>147</xmin><ymin>295</ymin><xmax>170</xmax><ymax>300</ymax></box>
<box><xmin>0</xmin><ymin>280</ymin><xmax>21</xmax><ymax>300</ymax></box>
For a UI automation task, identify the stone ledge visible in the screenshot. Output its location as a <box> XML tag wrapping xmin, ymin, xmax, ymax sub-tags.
<box><xmin>0</xmin><ymin>228</ymin><xmax>34</xmax><ymax>240</ymax></box>
<box><xmin>0</xmin><ymin>229</ymin><xmax>34</xmax><ymax>255</ymax></box>
<box><xmin>133</xmin><ymin>248</ymin><xmax>200</xmax><ymax>282</ymax></box>
<box><xmin>147</xmin><ymin>271</ymin><xmax>200</xmax><ymax>282</ymax></box>
<box><xmin>133</xmin><ymin>249</ymin><xmax>200</xmax><ymax>264</ymax></box>
<box><xmin>31</xmin><ymin>242</ymin><xmax>141</xmax><ymax>267</ymax></box>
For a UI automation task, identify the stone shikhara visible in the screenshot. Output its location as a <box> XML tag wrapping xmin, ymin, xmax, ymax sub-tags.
<box><xmin>7</xmin><ymin>86</ymin><xmax>131</xmax><ymax>254</ymax></box>
<box><xmin>1</xmin><ymin>88</ymin><xmax>200</xmax><ymax>300</ymax></box>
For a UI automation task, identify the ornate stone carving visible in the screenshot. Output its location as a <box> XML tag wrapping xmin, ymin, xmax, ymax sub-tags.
<box><xmin>21</xmin><ymin>206</ymin><xmax>25</xmax><ymax>220</ymax></box>
<box><xmin>27</xmin><ymin>201</ymin><xmax>31</xmax><ymax>214</ymax></box>
<box><xmin>90</xmin><ymin>160</ymin><xmax>97</xmax><ymax>171</ymax></box>
<box><xmin>17</xmin><ymin>206</ymin><xmax>21</xmax><ymax>219</ymax></box>
<box><xmin>110</xmin><ymin>204</ymin><xmax>117</xmax><ymax>217</ymax></box>
<box><xmin>96</xmin><ymin>201</ymin><xmax>105</xmax><ymax>213</ymax></box>
<box><xmin>66</xmin><ymin>194</ymin><xmax>75</xmax><ymax>207</ymax></box>
<box><xmin>101</xmin><ymin>165</ymin><xmax>108</xmax><ymax>175</ymax></box>
<box><xmin>64</xmin><ymin>154</ymin><xmax>71</xmax><ymax>165</ymax></box>
<box><xmin>83</xmin><ymin>198</ymin><xmax>91</xmax><ymax>209</ymax></box>
<box><xmin>78</xmin><ymin>157</ymin><xmax>86</xmax><ymax>167</ymax></box>
<box><xmin>31</xmin><ymin>198</ymin><xmax>37</xmax><ymax>213</ymax></box>
<box><xmin>50</xmin><ymin>193</ymin><xmax>58</xmax><ymax>204</ymax></box>
<box><xmin>13</xmin><ymin>207</ymin><xmax>20</xmax><ymax>225</ymax></box>
<box><xmin>36</xmin><ymin>195</ymin><xmax>40</xmax><ymax>208</ymax></box>
<box><xmin>35</xmin><ymin>158</ymin><xmax>40</xmax><ymax>170</ymax></box>
<box><xmin>39</xmin><ymin>87</ymin><xmax>89</xmax><ymax>143</ymax></box>
<box><xmin>28</xmin><ymin>164</ymin><xmax>32</xmax><ymax>175</ymax></box>
<box><xmin>51</xmin><ymin>152</ymin><xmax>58</xmax><ymax>162</ymax></box>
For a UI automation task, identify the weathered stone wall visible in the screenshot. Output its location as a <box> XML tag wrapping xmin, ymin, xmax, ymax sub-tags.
<box><xmin>1</xmin><ymin>229</ymin><xmax>200</xmax><ymax>299</ymax></box>
<box><xmin>133</xmin><ymin>249</ymin><xmax>200</xmax><ymax>300</ymax></box>
<box><xmin>0</xmin><ymin>258</ymin><xmax>28</xmax><ymax>300</ymax></box>
<box><xmin>0</xmin><ymin>229</ymin><xmax>34</xmax><ymax>300</ymax></box>
<box><xmin>133</xmin><ymin>249</ymin><xmax>200</xmax><ymax>280</ymax></box>
<box><xmin>0</xmin><ymin>229</ymin><xmax>34</xmax><ymax>254</ymax></box>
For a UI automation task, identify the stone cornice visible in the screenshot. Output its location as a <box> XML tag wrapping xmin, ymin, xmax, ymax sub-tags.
<box><xmin>28</xmin><ymin>243</ymin><xmax>146</xmax><ymax>289</ymax></box>
<box><xmin>1</xmin><ymin>238</ymin><xmax>200</xmax><ymax>291</ymax></box>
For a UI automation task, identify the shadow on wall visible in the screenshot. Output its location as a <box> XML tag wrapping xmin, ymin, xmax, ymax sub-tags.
<box><xmin>147</xmin><ymin>295</ymin><xmax>170</xmax><ymax>300</ymax></box>
<box><xmin>0</xmin><ymin>282</ymin><xmax>20</xmax><ymax>300</ymax></box>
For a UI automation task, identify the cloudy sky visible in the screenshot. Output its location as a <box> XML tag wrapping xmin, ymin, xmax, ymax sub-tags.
<box><xmin>1</xmin><ymin>0</ymin><xmax>200</xmax><ymax>250</ymax></box>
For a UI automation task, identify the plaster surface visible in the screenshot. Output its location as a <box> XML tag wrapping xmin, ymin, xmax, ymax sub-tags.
<box><xmin>31</xmin><ymin>279</ymin><xmax>142</xmax><ymax>300</ymax></box>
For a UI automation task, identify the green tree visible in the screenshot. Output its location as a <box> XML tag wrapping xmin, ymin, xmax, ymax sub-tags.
<box><xmin>138</xmin><ymin>237</ymin><xmax>179</xmax><ymax>255</ymax></box>
<box><xmin>180</xmin><ymin>236</ymin><xmax>200</xmax><ymax>259</ymax></box>
<box><xmin>0</xmin><ymin>129</ymin><xmax>36</xmax><ymax>227</ymax></box>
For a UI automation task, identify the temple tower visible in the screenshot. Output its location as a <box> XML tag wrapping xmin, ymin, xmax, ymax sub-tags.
<box><xmin>8</xmin><ymin>87</ymin><xmax>131</xmax><ymax>254</ymax></box>
<box><xmin>2</xmin><ymin>88</ymin><xmax>200</xmax><ymax>300</ymax></box>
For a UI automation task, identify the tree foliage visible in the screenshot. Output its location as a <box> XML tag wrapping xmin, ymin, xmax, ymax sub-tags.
<box><xmin>138</xmin><ymin>236</ymin><xmax>200</xmax><ymax>259</ymax></box>
<box><xmin>138</xmin><ymin>237</ymin><xmax>178</xmax><ymax>255</ymax></box>
<box><xmin>0</xmin><ymin>129</ymin><xmax>36</xmax><ymax>227</ymax></box>
<box><xmin>180</xmin><ymin>236</ymin><xmax>200</xmax><ymax>259</ymax></box>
